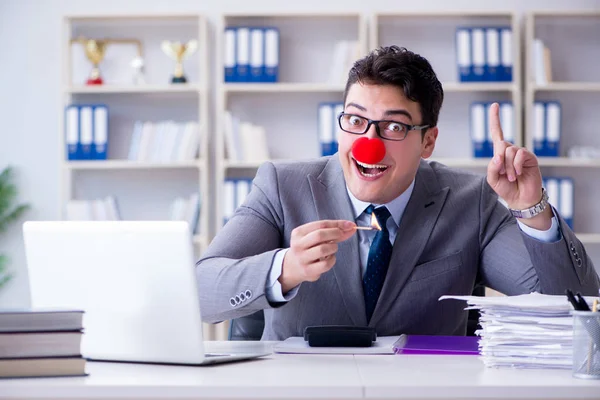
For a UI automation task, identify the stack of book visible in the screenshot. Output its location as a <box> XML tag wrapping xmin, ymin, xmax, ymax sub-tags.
<box><xmin>0</xmin><ymin>309</ymin><xmax>86</xmax><ymax>378</ymax></box>
<box><xmin>440</xmin><ymin>293</ymin><xmax>576</xmax><ymax>369</ymax></box>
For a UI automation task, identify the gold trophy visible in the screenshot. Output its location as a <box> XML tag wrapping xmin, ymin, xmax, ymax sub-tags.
<box><xmin>71</xmin><ymin>37</ymin><xmax>143</xmax><ymax>86</ymax></box>
<box><xmin>83</xmin><ymin>39</ymin><xmax>108</xmax><ymax>85</ymax></box>
<box><xmin>161</xmin><ymin>40</ymin><xmax>198</xmax><ymax>83</ymax></box>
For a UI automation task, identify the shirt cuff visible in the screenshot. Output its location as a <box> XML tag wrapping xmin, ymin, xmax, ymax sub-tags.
<box><xmin>265</xmin><ymin>248</ymin><xmax>299</xmax><ymax>303</ymax></box>
<box><xmin>517</xmin><ymin>210</ymin><xmax>561</xmax><ymax>243</ymax></box>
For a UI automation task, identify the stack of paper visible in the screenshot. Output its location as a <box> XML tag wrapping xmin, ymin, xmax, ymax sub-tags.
<box><xmin>440</xmin><ymin>293</ymin><xmax>576</xmax><ymax>369</ymax></box>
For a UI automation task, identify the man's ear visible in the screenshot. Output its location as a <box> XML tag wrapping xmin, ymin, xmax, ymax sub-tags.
<box><xmin>420</xmin><ymin>127</ymin><xmax>438</xmax><ymax>159</ymax></box>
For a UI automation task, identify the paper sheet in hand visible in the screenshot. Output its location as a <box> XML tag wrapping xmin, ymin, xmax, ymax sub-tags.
<box><xmin>273</xmin><ymin>336</ymin><xmax>399</xmax><ymax>354</ymax></box>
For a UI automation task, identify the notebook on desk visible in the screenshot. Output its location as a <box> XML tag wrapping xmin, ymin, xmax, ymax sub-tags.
<box><xmin>392</xmin><ymin>335</ymin><xmax>480</xmax><ymax>355</ymax></box>
<box><xmin>23</xmin><ymin>221</ymin><xmax>270</xmax><ymax>366</ymax></box>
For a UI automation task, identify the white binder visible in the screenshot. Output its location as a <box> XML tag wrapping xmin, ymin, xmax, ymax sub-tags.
<box><xmin>235</xmin><ymin>27</ymin><xmax>250</xmax><ymax>81</ymax></box>
<box><xmin>485</xmin><ymin>28</ymin><xmax>500</xmax><ymax>81</ymax></box>
<box><xmin>470</xmin><ymin>103</ymin><xmax>486</xmax><ymax>157</ymax></box>
<box><xmin>223</xmin><ymin>179</ymin><xmax>236</xmax><ymax>224</ymax></box>
<box><xmin>249</xmin><ymin>28</ymin><xmax>264</xmax><ymax>81</ymax></box>
<box><xmin>471</xmin><ymin>28</ymin><xmax>486</xmax><ymax>81</ymax></box>
<box><xmin>65</xmin><ymin>105</ymin><xmax>79</xmax><ymax>160</ymax></box>
<box><xmin>559</xmin><ymin>178</ymin><xmax>574</xmax><ymax>228</ymax></box>
<box><xmin>499</xmin><ymin>102</ymin><xmax>514</xmax><ymax>143</ymax></box>
<box><xmin>456</xmin><ymin>28</ymin><xmax>471</xmax><ymax>81</ymax></box>
<box><xmin>545</xmin><ymin>102</ymin><xmax>561</xmax><ymax>157</ymax></box>
<box><xmin>79</xmin><ymin>106</ymin><xmax>93</xmax><ymax>160</ymax></box>
<box><xmin>500</xmin><ymin>28</ymin><xmax>512</xmax><ymax>81</ymax></box>
<box><xmin>533</xmin><ymin>102</ymin><xmax>545</xmax><ymax>156</ymax></box>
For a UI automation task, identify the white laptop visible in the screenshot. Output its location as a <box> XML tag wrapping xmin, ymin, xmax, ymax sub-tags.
<box><xmin>22</xmin><ymin>220</ymin><xmax>270</xmax><ymax>365</ymax></box>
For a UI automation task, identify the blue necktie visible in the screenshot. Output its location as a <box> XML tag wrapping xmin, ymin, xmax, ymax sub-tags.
<box><xmin>362</xmin><ymin>205</ymin><xmax>392</xmax><ymax>323</ymax></box>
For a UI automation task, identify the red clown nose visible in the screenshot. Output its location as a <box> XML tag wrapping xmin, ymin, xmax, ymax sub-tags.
<box><xmin>351</xmin><ymin>137</ymin><xmax>386</xmax><ymax>164</ymax></box>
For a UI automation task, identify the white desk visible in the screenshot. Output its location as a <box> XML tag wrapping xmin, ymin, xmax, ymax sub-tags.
<box><xmin>1</xmin><ymin>341</ymin><xmax>599</xmax><ymax>400</ymax></box>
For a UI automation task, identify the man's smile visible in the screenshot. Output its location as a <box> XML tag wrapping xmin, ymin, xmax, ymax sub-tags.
<box><xmin>352</xmin><ymin>157</ymin><xmax>389</xmax><ymax>179</ymax></box>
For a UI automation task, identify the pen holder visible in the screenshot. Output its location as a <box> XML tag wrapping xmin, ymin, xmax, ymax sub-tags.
<box><xmin>572</xmin><ymin>311</ymin><xmax>600</xmax><ymax>380</ymax></box>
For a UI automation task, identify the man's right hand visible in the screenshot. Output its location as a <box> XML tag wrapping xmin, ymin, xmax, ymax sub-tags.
<box><xmin>279</xmin><ymin>220</ymin><xmax>356</xmax><ymax>294</ymax></box>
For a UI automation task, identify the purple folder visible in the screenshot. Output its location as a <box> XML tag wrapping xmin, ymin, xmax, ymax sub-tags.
<box><xmin>393</xmin><ymin>335</ymin><xmax>480</xmax><ymax>355</ymax></box>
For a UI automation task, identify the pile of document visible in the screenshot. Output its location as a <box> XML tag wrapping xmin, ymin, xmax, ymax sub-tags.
<box><xmin>440</xmin><ymin>293</ymin><xmax>574</xmax><ymax>369</ymax></box>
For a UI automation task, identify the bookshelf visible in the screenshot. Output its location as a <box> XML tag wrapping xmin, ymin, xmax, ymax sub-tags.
<box><xmin>60</xmin><ymin>13</ymin><xmax>217</xmax><ymax>338</ymax></box>
<box><xmin>215</xmin><ymin>13</ymin><xmax>369</xmax><ymax>234</ymax></box>
<box><xmin>60</xmin><ymin>14</ymin><xmax>209</xmax><ymax>261</ymax></box>
<box><xmin>371</xmin><ymin>11</ymin><xmax>521</xmax><ymax>169</ymax></box>
<box><xmin>525</xmin><ymin>12</ymin><xmax>600</xmax><ymax>256</ymax></box>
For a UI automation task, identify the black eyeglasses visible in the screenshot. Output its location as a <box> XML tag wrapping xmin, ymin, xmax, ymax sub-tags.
<box><xmin>338</xmin><ymin>112</ymin><xmax>429</xmax><ymax>141</ymax></box>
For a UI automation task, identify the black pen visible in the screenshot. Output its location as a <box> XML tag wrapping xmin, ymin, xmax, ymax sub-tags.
<box><xmin>566</xmin><ymin>289</ymin><xmax>582</xmax><ymax>310</ymax></box>
<box><xmin>567</xmin><ymin>289</ymin><xmax>600</xmax><ymax>350</ymax></box>
<box><xmin>576</xmin><ymin>292</ymin><xmax>591</xmax><ymax>311</ymax></box>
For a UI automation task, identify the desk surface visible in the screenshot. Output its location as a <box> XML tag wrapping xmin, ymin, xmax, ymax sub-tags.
<box><xmin>1</xmin><ymin>341</ymin><xmax>599</xmax><ymax>400</ymax></box>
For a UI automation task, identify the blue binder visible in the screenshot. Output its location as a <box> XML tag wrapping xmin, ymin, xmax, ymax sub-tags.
<box><xmin>533</xmin><ymin>102</ymin><xmax>546</xmax><ymax>156</ymax></box>
<box><xmin>235</xmin><ymin>27</ymin><xmax>250</xmax><ymax>82</ymax></box>
<box><xmin>470</xmin><ymin>102</ymin><xmax>486</xmax><ymax>158</ymax></box>
<box><xmin>545</xmin><ymin>101</ymin><xmax>561</xmax><ymax>157</ymax></box>
<box><xmin>65</xmin><ymin>105</ymin><xmax>80</xmax><ymax>160</ymax></box>
<box><xmin>78</xmin><ymin>106</ymin><xmax>94</xmax><ymax>160</ymax></box>
<box><xmin>499</xmin><ymin>28</ymin><xmax>513</xmax><ymax>82</ymax></box>
<box><xmin>485</xmin><ymin>28</ymin><xmax>500</xmax><ymax>82</ymax></box>
<box><xmin>471</xmin><ymin>27</ymin><xmax>486</xmax><ymax>82</ymax></box>
<box><xmin>249</xmin><ymin>27</ymin><xmax>265</xmax><ymax>82</ymax></box>
<box><xmin>92</xmin><ymin>105</ymin><xmax>108</xmax><ymax>160</ymax></box>
<box><xmin>224</xmin><ymin>27</ymin><xmax>237</xmax><ymax>82</ymax></box>
<box><xmin>318</xmin><ymin>103</ymin><xmax>335</xmax><ymax>156</ymax></box>
<box><xmin>456</xmin><ymin>28</ymin><xmax>472</xmax><ymax>82</ymax></box>
<box><xmin>264</xmin><ymin>27</ymin><xmax>279</xmax><ymax>83</ymax></box>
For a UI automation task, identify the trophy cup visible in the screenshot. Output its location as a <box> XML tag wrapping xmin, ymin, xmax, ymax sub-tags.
<box><xmin>83</xmin><ymin>39</ymin><xmax>108</xmax><ymax>85</ymax></box>
<box><xmin>161</xmin><ymin>40</ymin><xmax>198</xmax><ymax>83</ymax></box>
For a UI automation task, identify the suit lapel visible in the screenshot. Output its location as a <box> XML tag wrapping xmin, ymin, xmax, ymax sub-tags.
<box><xmin>308</xmin><ymin>157</ymin><xmax>367</xmax><ymax>326</ymax></box>
<box><xmin>369</xmin><ymin>160</ymin><xmax>449</xmax><ymax>327</ymax></box>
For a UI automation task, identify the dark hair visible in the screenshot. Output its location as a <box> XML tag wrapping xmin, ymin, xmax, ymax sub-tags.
<box><xmin>343</xmin><ymin>45</ymin><xmax>444</xmax><ymax>129</ymax></box>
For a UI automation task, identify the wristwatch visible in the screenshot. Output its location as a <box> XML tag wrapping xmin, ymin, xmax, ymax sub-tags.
<box><xmin>508</xmin><ymin>188</ymin><xmax>549</xmax><ymax>219</ymax></box>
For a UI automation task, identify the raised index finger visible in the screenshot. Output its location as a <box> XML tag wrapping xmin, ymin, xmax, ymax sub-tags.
<box><xmin>489</xmin><ymin>102</ymin><xmax>505</xmax><ymax>156</ymax></box>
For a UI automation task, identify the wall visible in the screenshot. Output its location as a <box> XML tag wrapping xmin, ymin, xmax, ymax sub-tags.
<box><xmin>1</xmin><ymin>0</ymin><xmax>599</xmax><ymax>307</ymax></box>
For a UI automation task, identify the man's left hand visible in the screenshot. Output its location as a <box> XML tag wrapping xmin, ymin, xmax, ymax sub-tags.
<box><xmin>486</xmin><ymin>102</ymin><xmax>552</xmax><ymax>229</ymax></box>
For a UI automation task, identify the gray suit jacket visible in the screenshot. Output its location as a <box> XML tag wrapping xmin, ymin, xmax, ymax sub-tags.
<box><xmin>196</xmin><ymin>157</ymin><xmax>600</xmax><ymax>340</ymax></box>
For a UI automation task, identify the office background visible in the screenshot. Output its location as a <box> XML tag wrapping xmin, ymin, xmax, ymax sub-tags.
<box><xmin>1</xmin><ymin>0</ymin><xmax>600</xmax><ymax>313</ymax></box>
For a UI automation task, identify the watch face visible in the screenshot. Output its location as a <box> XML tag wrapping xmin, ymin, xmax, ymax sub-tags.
<box><xmin>510</xmin><ymin>188</ymin><xmax>548</xmax><ymax>219</ymax></box>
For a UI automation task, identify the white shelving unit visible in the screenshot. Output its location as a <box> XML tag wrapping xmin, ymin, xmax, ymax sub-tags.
<box><xmin>525</xmin><ymin>12</ymin><xmax>600</xmax><ymax>263</ymax></box>
<box><xmin>371</xmin><ymin>11</ymin><xmax>521</xmax><ymax>169</ymax></box>
<box><xmin>60</xmin><ymin>14</ymin><xmax>210</xmax><ymax>252</ymax></box>
<box><xmin>215</xmin><ymin>13</ymin><xmax>369</xmax><ymax>235</ymax></box>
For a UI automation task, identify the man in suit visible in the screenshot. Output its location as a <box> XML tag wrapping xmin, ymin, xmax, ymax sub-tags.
<box><xmin>196</xmin><ymin>46</ymin><xmax>600</xmax><ymax>340</ymax></box>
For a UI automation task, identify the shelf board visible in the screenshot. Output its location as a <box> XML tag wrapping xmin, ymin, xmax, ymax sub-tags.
<box><xmin>224</xmin><ymin>158</ymin><xmax>302</xmax><ymax>169</ymax></box>
<box><xmin>575</xmin><ymin>234</ymin><xmax>600</xmax><ymax>245</ymax></box>
<box><xmin>429</xmin><ymin>158</ymin><xmax>490</xmax><ymax>168</ymax></box>
<box><xmin>223</xmin><ymin>12</ymin><xmax>362</xmax><ymax>18</ymax></box>
<box><xmin>223</xmin><ymin>160</ymin><xmax>266</xmax><ymax>169</ymax></box>
<box><xmin>537</xmin><ymin>157</ymin><xmax>600</xmax><ymax>167</ymax></box>
<box><xmin>442</xmin><ymin>82</ymin><xmax>516</xmax><ymax>92</ymax></box>
<box><xmin>65</xmin><ymin>160</ymin><xmax>202</xmax><ymax>170</ymax></box>
<box><xmin>531</xmin><ymin>10</ymin><xmax>600</xmax><ymax>18</ymax></box>
<box><xmin>224</xmin><ymin>158</ymin><xmax>492</xmax><ymax>170</ymax></box>
<box><xmin>531</xmin><ymin>82</ymin><xmax>600</xmax><ymax>92</ymax></box>
<box><xmin>376</xmin><ymin>10</ymin><xmax>515</xmax><ymax>18</ymax></box>
<box><xmin>65</xmin><ymin>84</ymin><xmax>202</xmax><ymax>94</ymax></box>
<box><xmin>223</xmin><ymin>82</ymin><xmax>516</xmax><ymax>94</ymax></box>
<box><xmin>223</xmin><ymin>83</ymin><xmax>345</xmax><ymax>93</ymax></box>
<box><xmin>66</xmin><ymin>13</ymin><xmax>203</xmax><ymax>21</ymax></box>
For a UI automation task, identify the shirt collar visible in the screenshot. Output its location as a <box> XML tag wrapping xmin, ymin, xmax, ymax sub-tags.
<box><xmin>346</xmin><ymin>179</ymin><xmax>416</xmax><ymax>228</ymax></box>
